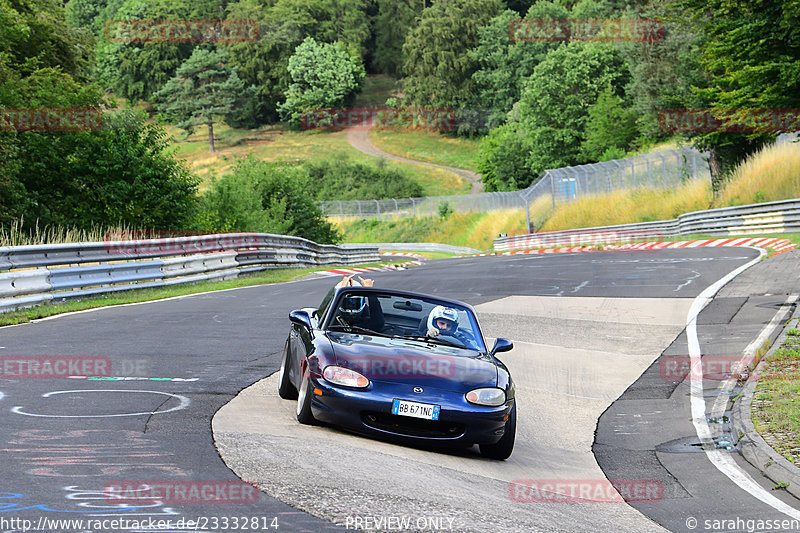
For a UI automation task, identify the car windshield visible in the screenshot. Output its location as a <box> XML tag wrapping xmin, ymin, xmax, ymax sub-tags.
<box><xmin>326</xmin><ymin>290</ymin><xmax>486</xmax><ymax>352</ymax></box>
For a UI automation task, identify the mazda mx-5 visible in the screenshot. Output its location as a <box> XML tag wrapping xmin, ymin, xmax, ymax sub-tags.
<box><xmin>277</xmin><ymin>286</ymin><xmax>516</xmax><ymax>459</ymax></box>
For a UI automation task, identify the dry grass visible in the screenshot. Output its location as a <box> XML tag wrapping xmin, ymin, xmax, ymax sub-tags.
<box><xmin>368</xmin><ymin>129</ymin><xmax>481</xmax><ymax>171</ymax></box>
<box><xmin>336</xmin><ymin>208</ymin><xmax>528</xmax><ymax>251</ymax></box>
<box><xmin>715</xmin><ymin>141</ymin><xmax>800</xmax><ymax>207</ymax></box>
<box><xmin>0</xmin><ymin>219</ymin><xmax>130</xmax><ymax>247</ymax></box>
<box><xmin>540</xmin><ymin>179</ymin><xmax>712</xmax><ymax>231</ymax></box>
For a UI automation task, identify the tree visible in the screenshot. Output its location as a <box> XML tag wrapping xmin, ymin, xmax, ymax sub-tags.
<box><xmin>278</xmin><ymin>37</ymin><xmax>365</xmax><ymax>126</ymax></box>
<box><xmin>154</xmin><ymin>48</ymin><xmax>254</xmax><ymax>152</ymax></box>
<box><xmin>1</xmin><ymin>0</ymin><xmax>94</xmax><ymax>81</ymax></box>
<box><xmin>222</xmin><ymin>0</ymin><xmax>371</xmax><ymax>125</ymax></box>
<box><xmin>374</xmin><ymin>0</ymin><xmax>420</xmax><ymax>77</ymax></box>
<box><xmin>469</xmin><ymin>3</ymin><xmax>568</xmax><ymax>129</ymax></box>
<box><xmin>95</xmin><ymin>0</ymin><xmax>229</xmax><ymax>102</ymax></box>
<box><xmin>516</xmin><ymin>42</ymin><xmax>630</xmax><ymax>176</ymax></box>
<box><xmin>627</xmin><ymin>20</ymin><xmax>708</xmax><ymax>143</ymax></box>
<box><xmin>13</xmin><ymin>108</ymin><xmax>198</xmax><ymax>230</ymax></box>
<box><xmin>401</xmin><ymin>0</ymin><xmax>503</xmax><ymax>108</ymax></box>
<box><xmin>676</xmin><ymin>0</ymin><xmax>800</xmax><ymax>186</ymax></box>
<box><xmin>580</xmin><ymin>86</ymin><xmax>638</xmax><ymax>161</ymax></box>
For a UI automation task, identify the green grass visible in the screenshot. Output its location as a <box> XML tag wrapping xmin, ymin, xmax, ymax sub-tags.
<box><xmin>751</xmin><ymin>321</ymin><xmax>800</xmax><ymax>466</ymax></box>
<box><xmin>0</xmin><ymin>264</ymin><xmax>381</xmax><ymax>327</ymax></box>
<box><xmin>353</xmin><ymin>75</ymin><xmax>398</xmax><ymax>108</ymax></box>
<box><xmin>166</xmin><ymin>124</ymin><xmax>469</xmax><ymax>196</ymax></box>
<box><xmin>368</xmin><ymin>129</ymin><xmax>481</xmax><ymax>171</ymax></box>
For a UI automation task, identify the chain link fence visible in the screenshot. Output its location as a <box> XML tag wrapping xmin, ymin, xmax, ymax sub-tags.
<box><xmin>320</xmin><ymin>147</ymin><xmax>710</xmax><ymax>225</ymax></box>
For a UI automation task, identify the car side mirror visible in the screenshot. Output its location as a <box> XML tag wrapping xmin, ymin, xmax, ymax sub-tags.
<box><xmin>289</xmin><ymin>309</ymin><xmax>313</xmax><ymax>331</ymax></box>
<box><xmin>490</xmin><ymin>338</ymin><xmax>513</xmax><ymax>356</ymax></box>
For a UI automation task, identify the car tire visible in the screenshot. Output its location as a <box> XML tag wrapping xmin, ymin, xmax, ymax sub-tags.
<box><xmin>479</xmin><ymin>402</ymin><xmax>516</xmax><ymax>460</ymax></box>
<box><xmin>296</xmin><ymin>369</ymin><xmax>316</xmax><ymax>425</ymax></box>
<box><xmin>277</xmin><ymin>341</ymin><xmax>298</xmax><ymax>400</ymax></box>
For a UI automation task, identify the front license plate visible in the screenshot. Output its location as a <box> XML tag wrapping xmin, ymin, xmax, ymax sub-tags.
<box><xmin>392</xmin><ymin>399</ymin><xmax>440</xmax><ymax>420</ymax></box>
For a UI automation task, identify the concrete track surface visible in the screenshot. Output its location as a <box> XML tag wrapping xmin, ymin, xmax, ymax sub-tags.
<box><xmin>215</xmin><ymin>296</ymin><xmax>694</xmax><ymax>532</ymax></box>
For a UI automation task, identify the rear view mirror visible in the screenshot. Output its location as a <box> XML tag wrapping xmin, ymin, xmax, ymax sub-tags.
<box><xmin>289</xmin><ymin>310</ymin><xmax>313</xmax><ymax>330</ymax></box>
<box><xmin>393</xmin><ymin>300</ymin><xmax>423</xmax><ymax>312</ymax></box>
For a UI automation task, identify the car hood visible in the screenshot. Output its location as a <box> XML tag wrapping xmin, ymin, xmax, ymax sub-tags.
<box><xmin>326</xmin><ymin>332</ymin><xmax>498</xmax><ymax>392</ymax></box>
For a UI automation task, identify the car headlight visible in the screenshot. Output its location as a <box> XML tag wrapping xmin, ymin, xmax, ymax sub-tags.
<box><xmin>323</xmin><ymin>365</ymin><xmax>370</xmax><ymax>388</ymax></box>
<box><xmin>465</xmin><ymin>387</ymin><xmax>506</xmax><ymax>407</ymax></box>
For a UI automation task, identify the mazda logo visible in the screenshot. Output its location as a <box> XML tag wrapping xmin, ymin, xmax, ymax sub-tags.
<box><xmin>413</xmin><ymin>387</ymin><xmax>423</xmax><ymax>394</ymax></box>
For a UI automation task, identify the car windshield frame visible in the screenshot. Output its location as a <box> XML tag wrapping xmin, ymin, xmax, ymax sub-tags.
<box><xmin>322</xmin><ymin>288</ymin><xmax>487</xmax><ymax>353</ymax></box>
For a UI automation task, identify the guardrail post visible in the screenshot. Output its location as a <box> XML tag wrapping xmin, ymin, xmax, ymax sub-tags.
<box><xmin>520</xmin><ymin>193</ymin><xmax>531</xmax><ymax>232</ymax></box>
<box><xmin>549</xmin><ymin>171</ymin><xmax>556</xmax><ymax>211</ymax></box>
<box><xmin>410</xmin><ymin>198</ymin><xmax>417</xmax><ymax>218</ymax></box>
<box><xmin>612</xmin><ymin>160</ymin><xmax>623</xmax><ymax>188</ymax></box>
<box><xmin>374</xmin><ymin>199</ymin><xmax>380</xmax><ymax>221</ymax></box>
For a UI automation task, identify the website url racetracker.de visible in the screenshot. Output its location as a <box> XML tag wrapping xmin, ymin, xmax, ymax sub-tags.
<box><xmin>0</xmin><ymin>515</ymin><xmax>280</xmax><ymax>532</ymax></box>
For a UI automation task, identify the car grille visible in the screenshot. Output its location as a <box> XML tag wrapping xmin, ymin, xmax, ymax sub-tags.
<box><xmin>361</xmin><ymin>411</ymin><xmax>465</xmax><ymax>439</ymax></box>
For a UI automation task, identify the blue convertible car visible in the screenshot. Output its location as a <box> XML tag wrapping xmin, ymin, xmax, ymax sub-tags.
<box><xmin>277</xmin><ymin>286</ymin><xmax>516</xmax><ymax>459</ymax></box>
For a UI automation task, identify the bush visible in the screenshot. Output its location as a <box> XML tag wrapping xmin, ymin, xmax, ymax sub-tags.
<box><xmin>475</xmin><ymin>124</ymin><xmax>536</xmax><ymax>191</ymax></box>
<box><xmin>12</xmin><ymin>108</ymin><xmax>198</xmax><ymax>230</ymax></box>
<box><xmin>197</xmin><ymin>158</ymin><xmax>340</xmax><ymax>244</ymax></box>
<box><xmin>303</xmin><ymin>157</ymin><xmax>423</xmax><ymax>200</ymax></box>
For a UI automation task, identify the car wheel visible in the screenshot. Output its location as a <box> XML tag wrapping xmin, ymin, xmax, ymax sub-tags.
<box><xmin>479</xmin><ymin>402</ymin><xmax>516</xmax><ymax>460</ymax></box>
<box><xmin>277</xmin><ymin>341</ymin><xmax>298</xmax><ymax>400</ymax></box>
<box><xmin>296</xmin><ymin>369</ymin><xmax>316</xmax><ymax>425</ymax></box>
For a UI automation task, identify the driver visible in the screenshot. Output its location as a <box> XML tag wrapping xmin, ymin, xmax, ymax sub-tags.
<box><xmin>426</xmin><ymin>305</ymin><xmax>476</xmax><ymax>348</ymax></box>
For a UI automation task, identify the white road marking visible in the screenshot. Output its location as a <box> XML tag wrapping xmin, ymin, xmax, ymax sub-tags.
<box><xmin>571</xmin><ymin>281</ymin><xmax>590</xmax><ymax>293</ymax></box>
<box><xmin>11</xmin><ymin>389</ymin><xmax>191</xmax><ymax>418</ymax></box>
<box><xmin>687</xmin><ymin>248</ymin><xmax>800</xmax><ymax>519</ymax></box>
<box><xmin>674</xmin><ymin>270</ymin><xmax>701</xmax><ymax>292</ymax></box>
<box><xmin>709</xmin><ymin>294</ymin><xmax>798</xmax><ymax>418</ymax></box>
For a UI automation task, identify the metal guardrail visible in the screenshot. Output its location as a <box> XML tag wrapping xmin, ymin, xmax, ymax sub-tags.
<box><xmin>494</xmin><ymin>199</ymin><xmax>800</xmax><ymax>251</ymax></box>
<box><xmin>0</xmin><ymin>233</ymin><xmax>378</xmax><ymax>313</ymax></box>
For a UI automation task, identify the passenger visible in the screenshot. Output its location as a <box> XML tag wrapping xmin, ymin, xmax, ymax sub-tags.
<box><xmin>335</xmin><ymin>275</ymin><xmax>384</xmax><ymax>332</ymax></box>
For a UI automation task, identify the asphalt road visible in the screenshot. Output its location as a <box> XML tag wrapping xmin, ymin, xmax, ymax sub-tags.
<box><xmin>1</xmin><ymin>247</ymin><xmax>794</xmax><ymax>533</ymax></box>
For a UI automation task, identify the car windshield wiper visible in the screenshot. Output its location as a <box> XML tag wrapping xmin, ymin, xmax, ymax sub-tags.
<box><xmin>392</xmin><ymin>334</ymin><xmax>468</xmax><ymax>350</ymax></box>
<box><xmin>328</xmin><ymin>323</ymin><xmax>386</xmax><ymax>337</ymax></box>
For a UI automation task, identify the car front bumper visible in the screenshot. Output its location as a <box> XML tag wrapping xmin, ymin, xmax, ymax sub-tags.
<box><xmin>308</xmin><ymin>378</ymin><xmax>513</xmax><ymax>446</ymax></box>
